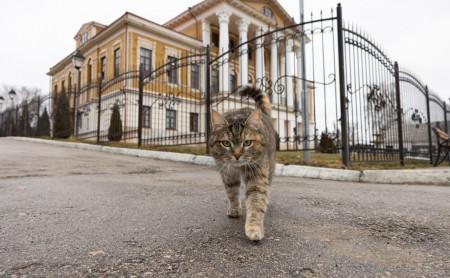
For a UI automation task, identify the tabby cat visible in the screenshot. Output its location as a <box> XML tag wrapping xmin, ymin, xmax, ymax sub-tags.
<box><xmin>210</xmin><ymin>85</ymin><xmax>276</xmax><ymax>241</ymax></box>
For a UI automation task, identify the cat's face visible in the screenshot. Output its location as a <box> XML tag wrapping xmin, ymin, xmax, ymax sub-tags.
<box><xmin>210</xmin><ymin>109</ymin><xmax>265</xmax><ymax>167</ymax></box>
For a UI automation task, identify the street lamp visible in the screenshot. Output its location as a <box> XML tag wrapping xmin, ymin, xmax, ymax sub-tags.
<box><xmin>0</xmin><ymin>96</ymin><xmax>4</xmax><ymax>136</ymax></box>
<box><xmin>8</xmin><ymin>89</ymin><xmax>16</xmax><ymax>136</ymax></box>
<box><xmin>72</xmin><ymin>50</ymin><xmax>85</xmax><ymax>137</ymax></box>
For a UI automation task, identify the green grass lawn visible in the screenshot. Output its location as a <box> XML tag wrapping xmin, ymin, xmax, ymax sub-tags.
<box><xmin>47</xmin><ymin>137</ymin><xmax>444</xmax><ymax>170</ymax></box>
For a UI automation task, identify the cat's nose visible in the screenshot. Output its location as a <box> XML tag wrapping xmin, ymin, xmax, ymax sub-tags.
<box><xmin>233</xmin><ymin>153</ymin><xmax>241</xmax><ymax>160</ymax></box>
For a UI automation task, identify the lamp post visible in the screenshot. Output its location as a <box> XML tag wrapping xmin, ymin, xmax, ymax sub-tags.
<box><xmin>8</xmin><ymin>89</ymin><xmax>16</xmax><ymax>136</ymax></box>
<box><xmin>0</xmin><ymin>96</ymin><xmax>4</xmax><ymax>136</ymax></box>
<box><xmin>72</xmin><ymin>50</ymin><xmax>85</xmax><ymax>137</ymax></box>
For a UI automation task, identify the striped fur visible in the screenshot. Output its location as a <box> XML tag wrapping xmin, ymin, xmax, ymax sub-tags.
<box><xmin>239</xmin><ymin>85</ymin><xmax>272</xmax><ymax>116</ymax></box>
<box><xmin>209</xmin><ymin>85</ymin><xmax>276</xmax><ymax>242</ymax></box>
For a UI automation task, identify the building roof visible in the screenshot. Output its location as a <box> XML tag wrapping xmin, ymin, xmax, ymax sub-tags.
<box><xmin>48</xmin><ymin>12</ymin><xmax>203</xmax><ymax>76</ymax></box>
<box><xmin>73</xmin><ymin>21</ymin><xmax>107</xmax><ymax>40</ymax></box>
<box><xmin>163</xmin><ymin>0</ymin><xmax>296</xmax><ymax>30</ymax></box>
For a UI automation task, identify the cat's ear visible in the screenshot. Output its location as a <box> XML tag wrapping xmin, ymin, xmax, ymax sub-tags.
<box><xmin>245</xmin><ymin>109</ymin><xmax>262</xmax><ymax>129</ymax></box>
<box><xmin>211</xmin><ymin>109</ymin><xmax>228</xmax><ymax>129</ymax></box>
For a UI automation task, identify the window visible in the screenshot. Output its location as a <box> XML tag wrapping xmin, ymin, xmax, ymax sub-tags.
<box><xmin>230</xmin><ymin>73</ymin><xmax>237</xmax><ymax>93</ymax></box>
<box><xmin>142</xmin><ymin>106</ymin><xmax>151</xmax><ymax>128</ymax></box>
<box><xmin>80</xmin><ymin>32</ymin><xmax>89</xmax><ymax>45</ymax></box>
<box><xmin>101</xmin><ymin>57</ymin><xmax>106</xmax><ymax>82</ymax></box>
<box><xmin>140</xmin><ymin>47</ymin><xmax>152</xmax><ymax>77</ymax></box>
<box><xmin>212</xmin><ymin>33</ymin><xmax>219</xmax><ymax>47</ymax></box>
<box><xmin>78</xmin><ymin>113</ymin><xmax>82</xmax><ymax>130</ymax></box>
<box><xmin>87</xmin><ymin>63</ymin><xmax>92</xmax><ymax>84</ymax></box>
<box><xmin>261</xmin><ymin>6</ymin><xmax>276</xmax><ymax>20</ymax></box>
<box><xmin>212</xmin><ymin>69</ymin><xmax>219</xmax><ymax>93</ymax></box>
<box><xmin>167</xmin><ymin>56</ymin><xmax>177</xmax><ymax>84</ymax></box>
<box><xmin>114</xmin><ymin>48</ymin><xmax>120</xmax><ymax>76</ymax></box>
<box><xmin>191</xmin><ymin>64</ymin><xmax>200</xmax><ymax>89</ymax></box>
<box><xmin>166</xmin><ymin>109</ymin><xmax>177</xmax><ymax>130</ymax></box>
<box><xmin>62</xmin><ymin>80</ymin><xmax>65</xmax><ymax>93</ymax></box>
<box><xmin>190</xmin><ymin>113</ymin><xmax>199</xmax><ymax>132</ymax></box>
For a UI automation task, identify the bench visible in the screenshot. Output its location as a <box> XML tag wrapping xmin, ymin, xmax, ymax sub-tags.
<box><xmin>432</xmin><ymin>127</ymin><xmax>450</xmax><ymax>166</ymax></box>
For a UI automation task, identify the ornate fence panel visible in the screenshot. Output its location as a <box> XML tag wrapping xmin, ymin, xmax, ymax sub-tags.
<box><xmin>3</xmin><ymin>4</ymin><xmax>449</xmax><ymax>168</ymax></box>
<box><xmin>342</xmin><ymin>25</ymin><xmax>403</xmax><ymax>163</ymax></box>
<box><xmin>398</xmin><ymin>71</ymin><xmax>431</xmax><ymax>161</ymax></box>
<box><xmin>140</xmin><ymin>50</ymin><xmax>207</xmax><ymax>147</ymax></box>
<box><xmin>0</xmin><ymin>93</ymin><xmax>52</xmax><ymax>138</ymax></box>
<box><xmin>428</xmin><ymin>92</ymin><xmax>448</xmax><ymax>161</ymax></box>
<box><xmin>96</xmin><ymin>70</ymin><xmax>140</xmax><ymax>143</ymax></box>
<box><xmin>209</xmin><ymin>9</ymin><xmax>341</xmax><ymax>153</ymax></box>
<box><xmin>75</xmin><ymin>83</ymin><xmax>101</xmax><ymax>140</ymax></box>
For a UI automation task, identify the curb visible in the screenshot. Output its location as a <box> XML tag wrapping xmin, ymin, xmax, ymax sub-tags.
<box><xmin>8</xmin><ymin>137</ymin><xmax>450</xmax><ymax>185</ymax></box>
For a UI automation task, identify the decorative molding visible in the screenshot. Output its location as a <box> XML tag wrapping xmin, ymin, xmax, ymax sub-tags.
<box><xmin>236</xmin><ymin>18</ymin><xmax>250</xmax><ymax>34</ymax></box>
<box><xmin>113</xmin><ymin>39</ymin><xmax>122</xmax><ymax>48</ymax></box>
<box><xmin>216</xmin><ymin>8</ymin><xmax>232</xmax><ymax>25</ymax></box>
<box><xmin>137</xmin><ymin>37</ymin><xmax>157</xmax><ymax>74</ymax></box>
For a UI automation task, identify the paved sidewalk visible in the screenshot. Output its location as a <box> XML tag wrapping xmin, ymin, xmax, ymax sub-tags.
<box><xmin>1</xmin><ymin>137</ymin><xmax>449</xmax><ymax>277</ymax></box>
<box><xmin>9</xmin><ymin>137</ymin><xmax>450</xmax><ymax>185</ymax></box>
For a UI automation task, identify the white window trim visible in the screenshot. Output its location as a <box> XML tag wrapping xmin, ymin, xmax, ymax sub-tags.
<box><xmin>137</xmin><ymin>38</ymin><xmax>156</xmax><ymax>79</ymax></box>
<box><xmin>113</xmin><ymin>40</ymin><xmax>122</xmax><ymax>48</ymax></box>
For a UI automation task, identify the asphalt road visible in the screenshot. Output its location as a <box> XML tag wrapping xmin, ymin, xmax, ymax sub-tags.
<box><xmin>0</xmin><ymin>138</ymin><xmax>449</xmax><ymax>277</ymax></box>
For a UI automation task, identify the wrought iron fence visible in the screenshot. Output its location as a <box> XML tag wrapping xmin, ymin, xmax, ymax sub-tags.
<box><xmin>0</xmin><ymin>94</ymin><xmax>52</xmax><ymax>138</ymax></box>
<box><xmin>1</xmin><ymin>4</ymin><xmax>448</xmax><ymax>167</ymax></box>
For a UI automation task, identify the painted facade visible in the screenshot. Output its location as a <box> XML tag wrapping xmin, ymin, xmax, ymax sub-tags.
<box><xmin>47</xmin><ymin>0</ymin><xmax>314</xmax><ymax>147</ymax></box>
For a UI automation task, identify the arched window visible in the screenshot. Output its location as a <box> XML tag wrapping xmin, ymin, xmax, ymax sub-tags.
<box><xmin>260</xmin><ymin>6</ymin><xmax>276</xmax><ymax>20</ymax></box>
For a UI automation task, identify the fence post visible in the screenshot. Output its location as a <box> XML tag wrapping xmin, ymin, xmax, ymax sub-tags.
<box><xmin>394</xmin><ymin>62</ymin><xmax>405</xmax><ymax>166</ymax></box>
<box><xmin>336</xmin><ymin>3</ymin><xmax>349</xmax><ymax>167</ymax></box>
<box><xmin>96</xmin><ymin>79</ymin><xmax>102</xmax><ymax>144</ymax></box>
<box><xmin>425</xmin><ymin>86</ymin><xmax>433</xmax><ymax>164</ymax></box>
<box><xmin>36</xmin><ymin>96</ymin><xmax>41</xmax><ymax>136</ymax></box>
<box><xmin>15</xmin><ymin>105</ymin><xmax>18</xmax><ymax>136</ymax></box>
<box><xmin>138</xmin><ymin>64</ymin><xmax>144</xmax><ymax>147</ymax></box>
<box><xmin>205</xmin><ymin>45</ymin><xmax>212</xmax><ymax>155</ymax></box>
<box><xmin>444</xmin><ymin>102</ymin><xmax>448</xmax><ymax>133</ymax></box>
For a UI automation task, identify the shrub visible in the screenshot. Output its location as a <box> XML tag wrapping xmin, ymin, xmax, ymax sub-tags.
<box><xmin>37</xmin><ymin>107</ymin><xmax>51</xmax><ymax>137</ymax></box>
<box><xmin>108</xmin><ymin>103</ymin><xmax>123</xmax><ymax>141</ymax></box>
<box><xmin>53</xmin><ymin>92</ymin><xmax>72</xmax><ymax>138</ymax></box>
<box><xmin>319</xmin><ymin>132</ymin><xmax>335</xmax><ymax>153</ymax></box>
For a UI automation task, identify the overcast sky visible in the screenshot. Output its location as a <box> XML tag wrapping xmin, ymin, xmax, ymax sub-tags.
<box><xmin>0</xmin><ymin>0</ymin><xmax>449</xmax><ymax>103</ymax></box>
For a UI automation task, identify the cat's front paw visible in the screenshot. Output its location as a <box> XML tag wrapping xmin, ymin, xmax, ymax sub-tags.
<box><xmin>245</xmin><ymin>223</ymin><xmax>264</xmax><ymax>241</ymax></box>
<box><xmin>227</xmin><ymin>208</ymin><xmax>242</xmax><ymax>218</ymax></box>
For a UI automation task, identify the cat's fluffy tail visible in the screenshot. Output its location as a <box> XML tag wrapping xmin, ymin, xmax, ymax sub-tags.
<box><xmin>238</xmin><ymin>85</ymin><xmax>271</xmax><ymax>116</ymax></box>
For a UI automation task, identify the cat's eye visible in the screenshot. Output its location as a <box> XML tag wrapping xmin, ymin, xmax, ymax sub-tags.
<box><xmin>222</xmin><ymin>140</ymin><xmax>231</xmax><ymax>147</ymax></box>
<box><xmin>243</xmin><ymin>140</ymin><xmax>252</xmax><ymax>146</ymax></box>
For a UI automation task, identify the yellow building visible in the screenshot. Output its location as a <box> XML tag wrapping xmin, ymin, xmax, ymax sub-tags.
<box><xmin>48</xmin><ymin>0</ymin><xmax>314</xmax><ymax>148</ymax></box>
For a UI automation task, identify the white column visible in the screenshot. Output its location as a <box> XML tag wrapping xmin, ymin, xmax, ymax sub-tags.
<box><xmin>216</xmin><ymin>8</ymin><xmax>232</xmax><ymax>92</ymax></box>
<box><xmin>236</xmin><ymin>19</ymin><xmax>250</xmax><ymax>86</ymax></box>
<box><xmin>286</xmin><ymin>40</ymin><xmax>294</xmax><ymax>107</ymax></box>
<box><xmin>279</xmin><ymin>54</ymin><xmax>286</xmax><ymax>105</ymax></box>
<box><xmin>296</xmin><ymin>48</ymin><xmax>302</xmax><ymax>110</ymax></box>
<box><xmin>202</xmin><ymin>20</ymin><xmax>211</xmax><ymax>47</ymax></box>
<box><xmin>270</xmin><ymin>34</ymin><xmax>279</xmax><ymax>103</ymax></box>
<box><xmin>255</xmin><ymin>27</ymin><xmax>265</xmax><ymax>88</ymax></box>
